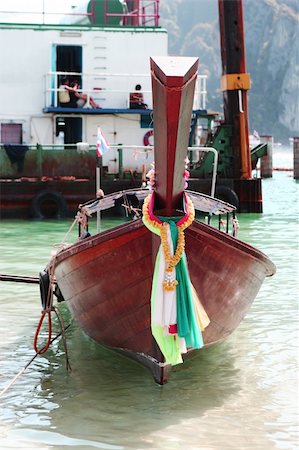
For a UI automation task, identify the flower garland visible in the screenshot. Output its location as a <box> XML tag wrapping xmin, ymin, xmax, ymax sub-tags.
<box><xmin>142</xmin><ymin>191</ymin><xmax>209</xmax><ymax>366</ymax></box>
<box><xmin>142</xmin><ymin>192</ymin><xmax>195</xmax><ymax>290</ymax></box>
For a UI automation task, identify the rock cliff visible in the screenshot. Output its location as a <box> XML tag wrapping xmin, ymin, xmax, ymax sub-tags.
<box><xmin>160</xmin><ymin>0</ymin><xmax>299</xmax><ymax>142</ymax></box>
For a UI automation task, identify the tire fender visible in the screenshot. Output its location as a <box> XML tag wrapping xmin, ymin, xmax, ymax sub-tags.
<box><xmin>215</xmin><ymin>185</ymin><xmax>239</xmax><ymax>209</ymax></box>
<box><xmin>30</xmin><ymin>190</ymin><xmax>67</xmax><ymax>219</ymax></box>
<box><xmin>39</xmin><ymin>270</ymin><xmax>50</xmax><ymax>310</ymax></box>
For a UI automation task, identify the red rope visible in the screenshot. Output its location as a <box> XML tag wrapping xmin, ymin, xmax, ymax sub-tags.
<box><xmin>33</xmin><ymin>309</ymin><xmax>52</xmax><ymax>354</ymax></box>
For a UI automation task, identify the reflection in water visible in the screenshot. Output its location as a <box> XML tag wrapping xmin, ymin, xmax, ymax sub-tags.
<box><xmin>0</xmin><ymin>168</ymin><xmax>298</xmax><ymax>450</ymax></box>
<box><xmin>1</xmin><ymin>316</ymin><xmax>241</xmax><ymax>449</ymax></box>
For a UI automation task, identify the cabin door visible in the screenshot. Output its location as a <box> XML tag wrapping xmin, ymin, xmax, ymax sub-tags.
<box><xmin>55</xmin><ymin>117</ymin><xmax>83</xmax><ymax>146</ymax></box>
<box><xmin>31</xmin><ymin>117</ymin><xmax>52</xmax><ymax>145</ymax></box>
<box><xmin>53</xmin><ymin>45</ymin><xmax>83</xmax><ymax>105</ymax></box>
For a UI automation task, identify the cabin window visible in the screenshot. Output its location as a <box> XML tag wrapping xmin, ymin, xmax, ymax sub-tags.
<box><xmin>55</xmin><ymin>117</ymin><xmax>82</xmax><ymax>147</ymax></box>
<box><xmin>1</xmin><ymin>123</ymin><xmax>22</xmax><ymax>144</ymax></box>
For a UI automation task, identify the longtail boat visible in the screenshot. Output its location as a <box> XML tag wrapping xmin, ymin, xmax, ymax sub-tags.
<box><xmin>42</xmin><ymin>57</ymin><xmax>276</xmax><ymax>384</ymax></box>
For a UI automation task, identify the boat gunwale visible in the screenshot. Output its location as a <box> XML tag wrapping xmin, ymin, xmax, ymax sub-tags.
<box><xmin>53</xmin><ymin>215</ymin><xmax>276</xmax><ymax>277</ymax></box>
<box><xmin>189</xmin><ymin>220</ymin><xmax>276</xmax><ymax>276</ymax></box>
<box><xmin>54</xmin><ymin>218</ymin><xmax>148</xmax><ymax>265</ymax></box>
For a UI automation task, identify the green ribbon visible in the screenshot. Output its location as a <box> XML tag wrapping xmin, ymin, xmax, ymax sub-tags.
<box><xmin>143</xmin><ymin>215</ymin><xmax>204</xmax><ymax>365</ymax></box>
<box><xmin>166</xmin><ymin>219</ymin><xmax>203</xmax><ymax>349</ymax></box>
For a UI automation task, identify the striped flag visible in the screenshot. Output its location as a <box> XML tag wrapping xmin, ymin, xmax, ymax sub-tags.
<box><xmin>96</xmin><ymin>127</ymin><xmax>109</xmax><ymax>157</ymax></box>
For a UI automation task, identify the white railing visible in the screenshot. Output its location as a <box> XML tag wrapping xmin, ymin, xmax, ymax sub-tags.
<box><xmin>188</xmin><ymin>146</ymin><xmax>218</xmax><ymax>198</ymax></box>
<box><xmin>44</xmin><ymin>71</ymin><xmax>208</xmax><ymax>110</ymax></box>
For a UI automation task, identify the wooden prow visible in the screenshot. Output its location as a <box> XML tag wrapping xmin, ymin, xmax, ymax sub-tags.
<box><xmin>150</xmin><ymin>56</ymin><xmax>199</xmax><ymax>216</ymax></box>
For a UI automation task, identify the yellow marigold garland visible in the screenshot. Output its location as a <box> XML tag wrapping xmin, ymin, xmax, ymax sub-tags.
<box><xmin>142</xmin><ymin>193</ymin><xmax>195</xmax><ymax>290</ymax></box>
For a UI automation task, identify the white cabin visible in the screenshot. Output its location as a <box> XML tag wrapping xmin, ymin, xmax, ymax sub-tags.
<box><xmin>0</xmin><ymin>0</ymin><xmax>207</xmax><ymax>175</ymax></box>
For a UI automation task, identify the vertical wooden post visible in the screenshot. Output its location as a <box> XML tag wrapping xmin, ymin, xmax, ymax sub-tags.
<box><xmin>218</xmin><ymin>0</ymin><xmax>251</xmax><ymax>180</ymax></box>
<box><xmin>150</xmin><ymin>56</ymin><xmax>199</xmax><ymax>216</ymax></box>
<box><xmin>294</xmin><ymin>137</ymin><xmax>299</xmax><ymax>180</ymax></box>
<box><xmin>260</xmin><ymin>135</ymin><xmax>273</xmax><ymax>178</ymax></box>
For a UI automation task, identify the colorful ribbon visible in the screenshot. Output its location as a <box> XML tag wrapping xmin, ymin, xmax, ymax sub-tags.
<box><xmin>142</xmin><ymin>192</ymin><xmax>210</xmax><ymax>365</ymax></box>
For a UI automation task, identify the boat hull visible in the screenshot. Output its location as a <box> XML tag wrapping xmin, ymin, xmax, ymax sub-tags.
<box><xmin>53</xmin><ymin>219</ymin><xmax>275</xmax><ymax>383</ymax></box>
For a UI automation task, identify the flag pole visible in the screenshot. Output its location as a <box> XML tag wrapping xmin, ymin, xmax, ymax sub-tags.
<box><xmin>96</xmin><ymin>155</ymin><xmax>101</xmax><ymax>233</ymax></box>
<box><xmin>96</xmin><ymin>127</ymin><xmax>110</xmax><ymax>233</ymax></box>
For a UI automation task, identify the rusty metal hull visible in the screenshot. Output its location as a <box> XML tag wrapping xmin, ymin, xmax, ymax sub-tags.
<box><xmin>0</xmin><ymin>178</ymin><xmax>142</xmax><ymax>219</ymax></box>
<box><xmin>53</xmin><ymin>218</ymin><xmax>275</xmax><ymax>383</ymax></box>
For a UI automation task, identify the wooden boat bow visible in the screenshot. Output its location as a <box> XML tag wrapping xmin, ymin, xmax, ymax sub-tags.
<box><xmin>46</xmin><ymin>56</ymin><xmax>276</xmax><ymax>385</ymax></box>
<box><xmin>150</xmin><ymin>56</ymin><xmax>199</xmax><ymax>216</ymax></box>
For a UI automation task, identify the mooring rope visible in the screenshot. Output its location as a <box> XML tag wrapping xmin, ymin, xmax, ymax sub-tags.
<box><xmin>53</xmin><ymin>306</ymin><xmax>72</xmax><ymax>372</ymax></box>
<box><xmin>33</xmin><ymin>251</ymin><xmax>72</xmax><ymax>367</ymax></box>
<box><xmin>33</xmin><ymin>309</ymin><xmax>53</xmax><ymax>354</ymax></box>
<box><xmin>0</xmin><ymin>217</ymin><xmax>79</xmax><ymax>399</ymax></box>
<box><xmin>33</xmin><ymin>256</ymin><xmax>56</xmax><ymax>354</ymax></box>
<box><xmin>60</xmin><ymin>217</ymin><xmax>78</xmax><ymax>244</ymax></box>
<box><xmin>0</xmin><ymin>323</ymin><xmax>72</xmax><ymax>398</ymax></box>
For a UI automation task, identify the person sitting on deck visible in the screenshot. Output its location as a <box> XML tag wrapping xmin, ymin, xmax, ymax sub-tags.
<box><xmin>58</xmin><ymin>77</ymin><xmax>77</xmax><ymax>108</ymax></box>
<box><xmin>129</xmin><ymin>84</ymin><xmax>148</xmax><ymax>109</ymax></box>
<box><xmin>71</xmin><ymin>81</ymin><xmax>100</xmax><ymax>109</ymax></box>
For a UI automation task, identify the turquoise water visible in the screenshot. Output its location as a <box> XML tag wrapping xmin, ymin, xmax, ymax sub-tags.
<box><xmin>0</xmin><ymin>159</ymin><xmax>298</xmax><ymax>449</ymax></box>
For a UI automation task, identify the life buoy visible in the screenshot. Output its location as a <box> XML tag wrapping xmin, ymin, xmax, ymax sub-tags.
<box><xmin>215</xmin><ymin>185</ymin><xmax>239</xmax><ymax>209</ymax></box>
<box><xmin>30</xmin><ymin>190</ymin><xmax>68</xmax><ymax>219</ymax></box>
<box><xmin>143</xmin><ymin>129</ymin><xmax>154</xmax><ymax>146</ymax></box>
